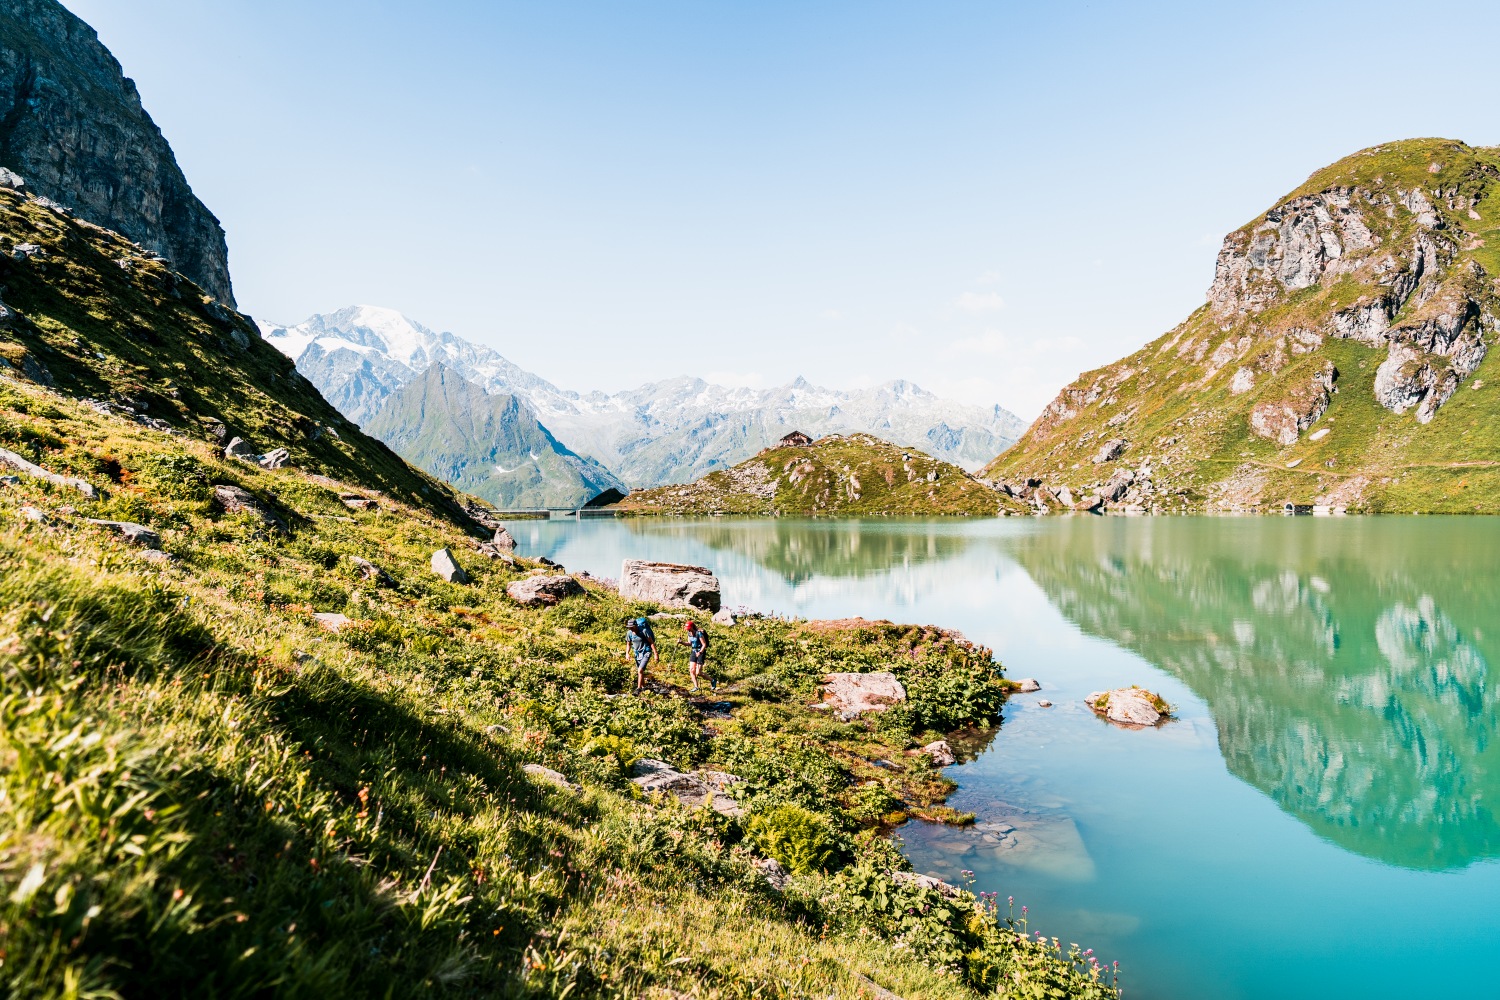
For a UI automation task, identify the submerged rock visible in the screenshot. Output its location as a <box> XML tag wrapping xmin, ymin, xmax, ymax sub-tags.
<box><xmin>1086</xmin><ymin>686</ymin><xmax>1171</xmax><ymax>728</ymax></box>
<box><xmin>1015</xmin><ymin>677</ymin><xmax>1041</xmax><ymax>693</ymax></box>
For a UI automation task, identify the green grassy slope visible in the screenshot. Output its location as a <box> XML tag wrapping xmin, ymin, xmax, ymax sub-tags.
<box><xmin>364</xmin><ymin>364</ymin><xmax>623</xmax><ymax>509</ymax></box>
<box><xmin>0</xmin><ymin>187</ymin><xmax>478</xmax><ymax>526</ymax></box>
<box><xmin>0</xmin><ymin>370</ymin><xmax>1115</xmax><ymax>997</ymax></box>
<box><xmin>984</xmin><ymin>138</ymin><xmax>1500</xmax><ymax>513</ymax></box>
<box><xmin>619</xmin><ymin>433</ymin><xmax>1025</xmax><ymax>517</ymax></box>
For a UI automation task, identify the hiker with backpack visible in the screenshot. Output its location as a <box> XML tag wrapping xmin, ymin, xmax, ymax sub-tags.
<box><xmin>625</xmin><ymin>616</ymin><xmax>658</xmax><ymax>693</ymax></box>
<box><xmin>681</xmin><ymin>619</ymin><xmax>714</xmax><ymax>692</ymax></box>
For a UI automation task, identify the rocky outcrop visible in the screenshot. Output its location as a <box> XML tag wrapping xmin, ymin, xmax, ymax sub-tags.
<box><xmin>630</xmin><ymin>759</ymin><xmax>743</xmax><ymax>816</ymax></box>
<box><xmin>85</xmin><ymin>518</ymin><xmax>159</xmax><ymax>548</ymax></box>
<box><xmin>619</xmin><ymin>560</ymin><xmax>721</xmax><ymax>613</ymax></box>
<box><xmin>1086</xmin><ymin>687</ymin><xmax>1171</xmax><ymax>728</ymax></box>
<box><xmin>1248</xmin><ymin>363</ymin><xmax>1337</xmax><ymax>445</ymax></box>
<box><xmin>506</xmin><ymin>574</ymin><xmax>583</xmax><ymax>607</ymax></box>
<box><xmin>0</xmin><ymin>0</ymin><xmax>234</xmax><ymax>304</ymax></box>
<box><xmin>0</xmin><ymin>446</ymin><xmax>96</xmax><ymax>498</ymax></box>
<box><xmin>817</xmin><ymin>672</ymin><xmax>907</xmax><ymax>721</ymax></box>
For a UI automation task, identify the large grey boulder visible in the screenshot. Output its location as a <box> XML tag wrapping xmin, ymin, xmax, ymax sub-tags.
<box><xmin>619</xmin><ymin>559</ymin><xmax>721</xmax><ymax>613</ymax></box>
<box><xmin>258</xmin><ymin>448</ymin><xmax>291</xmax><ymax>470</ymax></box>
<box><xmin>0</xmin><ymin>167</ymin><xmax>23</xmax><ymax>190</ymax></box>
<box><xmin>85</xmin><ymin>518</ymin><xmax>160</xmax><ymax>548</ymax></box>
<box><xmin>919</xmin><ymin>739</ymin><xmax>956</xmax><ymax>766</ymax></box>
<box><xmin>430</xmin><ymin>548</ymin><xmax>469</xmax><ymax>584</ymax></box>
<box><xmin>1015</xmin><ymin>678</ymin><xmax>1041</xmax><ymax>693</ymax></box>
<box><xmin>631</xmin><ymin>759</ymin><xmax>742</xmax><ymax>816</ymax></box>
<box><xmin>0</xmin><ymin>446</ymin><xmax>96</xmax><ymax>498</ymax></box>
<box><xmin>506</xmin><ymin>574</ymin><xmax>583</xmax><ymax>606</ymax></box>
<box><xmin>1087</xmin><ymin>687</ymin><xmax>1171</xmax><ymax>728</ymax></box>
<box><xmin>818</xmin><ymin>671</ymin><xmax>907</xmax><ymax>721</ymax></box>
<box><xmin>493</xmin><ymin>526</ymin><xmax>517</xmax><ymax>550</ymax></box>
<box><xmin>224</xmin><ymin>437</ymin><xmax>258</xmax><ymax>461</ymax></box>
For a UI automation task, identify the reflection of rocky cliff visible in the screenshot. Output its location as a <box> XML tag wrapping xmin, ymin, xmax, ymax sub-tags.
<box><xmin>624</xmin><ymin>519</ymin><xmax>971</xmax><ymax>585</ymax></box>
<box><xmin>1013</xmin><ymin>519</ymin><xmax>1500</xmax><ymax>870</ymax></box>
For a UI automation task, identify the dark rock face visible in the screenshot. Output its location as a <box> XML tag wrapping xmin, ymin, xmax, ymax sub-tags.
<box><xmin>0</xmin><ymin>0</ymin><xmax>235</xmax><ymax>305</ymax></box>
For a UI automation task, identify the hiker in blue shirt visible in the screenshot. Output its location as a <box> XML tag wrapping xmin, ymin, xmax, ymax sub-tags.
<box><xmin>682</xmin><ymin>619</ymin><xmax>714</xmax><ymax>692</ymax></box>
<box><xmin>625</xmin><ymin>616</ymin><xmax>657</xmax><ymax>693</ymax></box>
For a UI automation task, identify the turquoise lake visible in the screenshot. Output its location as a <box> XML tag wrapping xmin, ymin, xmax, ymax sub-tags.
<box><xmin>502</xmin><ymin>515</ymin><xmax>1500</xmax><ymax>1000</ymax></box>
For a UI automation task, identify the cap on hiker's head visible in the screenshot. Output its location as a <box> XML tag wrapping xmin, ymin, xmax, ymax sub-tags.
<box><xmin>684</xmin><ymin>620</ymin><xmax>695</xmax><ymax>629</ymax></box>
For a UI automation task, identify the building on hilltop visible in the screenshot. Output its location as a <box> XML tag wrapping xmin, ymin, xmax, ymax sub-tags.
<box><xmin>779</xmin><ymin>430</ymin><xmax>813</xmax><ymax>448</ymax></box>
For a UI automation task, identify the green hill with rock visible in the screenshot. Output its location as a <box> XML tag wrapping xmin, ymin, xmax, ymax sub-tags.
<box><xmin>618</xmin><ymin>432</ymin><xmax>1024</xmax><ymax>517</ymax></box>
<box><xmin>984</xmin><ymin>138</ymin><xmax>1500</xmax><ymax>514</ymax></box>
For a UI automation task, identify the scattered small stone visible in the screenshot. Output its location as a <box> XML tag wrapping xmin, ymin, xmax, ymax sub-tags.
<box><xmin>891</xmin><ymin>871</ymin><xmax>961</xmax><ymax>899</ymax></box>
<box><xmin>212</xmin><ymin>483</ymin><xmax>287</xmax><ymax>533</ymax></box>
<box><xmin>341</xmin><ymin>494</ymin><xmax>378</xmax><ymax>511</ymax></box>
<box><xmin>523</xmin><ymin>763</ymin><xmax>579</xmax><ymax>792</ymax></box>
<box><xmin>140</xmin><ymin>549</ymin><xmax>173</xmax><ymax>564</ymax></box>
<box><xmin>19</xmin><ymin>505</ymin><xmax>47</xmax><ymax>522</ymax></box>
<box><xmin>712</xmin><ymin>608</ymin><xmax>737</xmax><ymax>626</ymax></box>
<box><xmin>506</xmin><ymin>574</ymin><xmax>583</xmax><ymax>606</ymax></box>
<box><xmin>85</xmin><ymin>518</ymin><xmax>161</xmax><ymax>548</ymax></box>
<box><xmin>631</xmin><ymin>759</ymin><xmax>742</xmax><ymax>816</ymax></box>
<box><xmin>919</xmin><ymin>739</ymin><xmax>956</xmax><ymax>766</ymax></box>
<box><xmin>431</xmin><ymin>547</ymin><xmax>469</xmax><ymax>584</ymax></box>
<box><xmin>313</xmin><ymin>612</ymin><xmax>352</xmax><ymax>633</ymax></box>
<box><xmin>1037</xmin><ymin>699</ymin><xmax>1053</xmax><ymax>708</ymax></box>
<box><xmin>755</xmin><ymin>857</ymin><xmax>791</xmax><ymax>891</ymax></box>
<box><xmin>350</xmin><ymin>556</ymin><xmax>395</xmax><ymax>586</ymax></box>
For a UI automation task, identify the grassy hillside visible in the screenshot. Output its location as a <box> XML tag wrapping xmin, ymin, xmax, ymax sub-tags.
<box><xmin>364</xmin><ymin>364</ymin><xmax>623</xmax><ymax>509</ymax></box>
<box><xmin>618</xmin><ymin>433</ymin><xmax>1024</xmax><ymax>517</ymax></box>
<box><xmin>984</xmin><ymin>138</ymin><xmax>1500</xmax><ymax>513</ymax></box>
<box><xmin>0</xmin><ymin>186</ymin><xmax>477</xmax><ymax>526</ymax></box>
<box><xmin>0</xmin><ymin>373</ymin><xmax>1114</xmax><ymax>998</ymax></box>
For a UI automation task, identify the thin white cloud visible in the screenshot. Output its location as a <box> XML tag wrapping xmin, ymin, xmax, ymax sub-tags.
<box><xmin>821</xmin><ymin>308</ymin><xmax>843</xmax><ymax>320</ymax></box>
<box><xmin>955</xmin><ymin>291</ymin><xmax>1006</xmax><ymax>313</ymax></box>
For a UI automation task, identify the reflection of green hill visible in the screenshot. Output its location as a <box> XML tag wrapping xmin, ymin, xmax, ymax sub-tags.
<box><xmin>623</xmin><ymin>518</ymin><xmax>972</xmax><ymax>585</ymax></box>
<box><xmin>1012</xmin><ymin>518</ymin><xmax>1500</xmax><ymax>870</ymax></box>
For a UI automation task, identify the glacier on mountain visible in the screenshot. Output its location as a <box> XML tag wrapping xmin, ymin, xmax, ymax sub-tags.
<box><xmin>258</xmin><ymin>305</ymin><xmax>1026</xmax><ymax>489</ymax></box>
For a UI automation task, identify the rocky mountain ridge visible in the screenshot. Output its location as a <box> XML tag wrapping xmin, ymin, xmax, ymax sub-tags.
<box><xmin>260</xmin><ymin>306</ymin><xmax>1027</xmax><ymax>488</ymax></box>
<box><xmin>0</xmin><ymin>0</ymin><xmax>234</xmax><ymax>305</ymax></box>
<box><xmin>984</xmin><ymin>138</ymin><xmax>1500</xmax><ymax>514</ymax></box>
<box><xmin>363</xmin><ymin>363</ymin><xmax>624</xmax><ymax>509</ymax></box>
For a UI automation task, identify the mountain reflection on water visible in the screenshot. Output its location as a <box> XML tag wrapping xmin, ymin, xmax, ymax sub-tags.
<box><xmin>1009</xmin><ymin>517</ymin><xmax>1499</xmax><ymax>871</ymax></box>
<box><xmin>623</xmin><ymin>517</ymin><xmax>971</xmax><ymax>584</ymax></box>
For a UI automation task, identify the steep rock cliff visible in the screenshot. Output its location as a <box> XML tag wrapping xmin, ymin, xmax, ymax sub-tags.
<box><xmin>985</xmin><ymin>138</ymin><xmax>1500</xmax><ymax>513</ymax></box>
<box><xmin>0</xmin><ymin>0</ymin><xmax>234</xmax><ymax>304</ymax></box>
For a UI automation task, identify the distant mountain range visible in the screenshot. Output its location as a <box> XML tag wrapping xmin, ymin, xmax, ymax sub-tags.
<box><xmin>258</xmin><ymin>305</ymin><xmax>1027</xmax><ymax>504</ymax></box>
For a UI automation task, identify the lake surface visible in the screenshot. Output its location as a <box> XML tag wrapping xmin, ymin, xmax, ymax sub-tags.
<box><xmin>503</xmin><ymin>515</ymin><xmax>1500</xmax><ymax>999</ymax></box>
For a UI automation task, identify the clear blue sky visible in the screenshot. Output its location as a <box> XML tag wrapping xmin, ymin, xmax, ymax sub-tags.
<box><xmin>62</xmin><ymin>0</ymin><xmax>1500</xmax><ymax>417</ymax></box>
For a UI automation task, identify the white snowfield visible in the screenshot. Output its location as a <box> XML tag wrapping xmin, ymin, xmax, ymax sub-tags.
<box><xmin>258</xmin><ymin>305</ymin><xmax>1027</xmax><ymax>488</ymax></box>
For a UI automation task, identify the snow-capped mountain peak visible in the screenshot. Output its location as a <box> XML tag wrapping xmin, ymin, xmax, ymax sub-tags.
<box><xmin>261</xmin><ymin>307</ymin><xmax>1028</xmax><ymax>488</ymax></box>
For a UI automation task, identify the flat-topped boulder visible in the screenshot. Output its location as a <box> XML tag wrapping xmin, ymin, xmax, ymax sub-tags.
<box><xmin>818</xmin><ymin>671</ymin><xmax>906</xmax><ymax>721</ymax></box>
<box><xmin>430</xmin><ymin>547</ymin><xmax>468</xmax><ymax>584</ymax></box>
<box><xmin>620</xmin><ymin>559</ymin><xmax>721</xmax><ymax>612</ymax></box>
<box><xmin>506</xmin><ymin>574</ymin><xmax>583</xmax><ymax>607</ymax></box>
<box><xmin>631</xmin><ymin>759</ymin><xmax>742</xmax><ymax>816</ymax></box>
<box><xmin>85</xmin><ymin>518</ymin><xmax>160</xmax><ymax>548</ymax></box>
<box><xmin>1086</xmin><ymin>686</ymin><xmax>1171</xmax><ymax>728</ymax></box>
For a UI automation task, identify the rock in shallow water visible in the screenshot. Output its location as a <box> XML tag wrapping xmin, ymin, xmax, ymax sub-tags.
<box><xmin>1086</xmin><ymin>686</ymin><xmax>1170</xmax><ymax>727</ymax></box>
<box><xmin>619</xmin><ymin>559</ymin><xmax>721</xmax><ymax>612</ymax></box>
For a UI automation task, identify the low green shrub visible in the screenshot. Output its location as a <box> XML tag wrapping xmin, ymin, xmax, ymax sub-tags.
<box><xmin>746</xmin><ymin>803</ymin><xmax>842</xmax><ymax>874</ymax></box>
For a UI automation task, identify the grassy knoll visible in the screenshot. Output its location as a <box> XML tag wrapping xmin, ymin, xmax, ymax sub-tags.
<box><xmin>618</xmin><ymin>434</ymin><xmax>1024</xmax><ymax>518</ymax></box>
<box><xmin>0</xmin><ymin>376</ymin><xmax>1115</xmax><ymax>998</ymax></box>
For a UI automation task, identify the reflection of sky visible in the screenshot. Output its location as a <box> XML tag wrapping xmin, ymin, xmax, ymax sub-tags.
<box><xmin>514</xmin><ymin>516</ymin><xmax>1500</xmax><ymax>1000</ymax></box>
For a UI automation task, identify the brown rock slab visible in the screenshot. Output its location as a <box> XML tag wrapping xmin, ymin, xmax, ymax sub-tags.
<box><xmin>506</xmin><ymin>574</ymin><xmax>583</xmax><ymax>607</ymax></box>
<box><xmin>819</xmin><ymin>671</ymin><xmax>906</xmax><ymax>721</ymax></box>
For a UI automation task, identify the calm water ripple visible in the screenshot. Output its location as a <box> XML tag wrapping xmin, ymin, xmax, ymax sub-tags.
<box><xmin>505</xmin><ymin>515</ymin><xmax>1500</xmax><ymax>1000</ymax></box>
